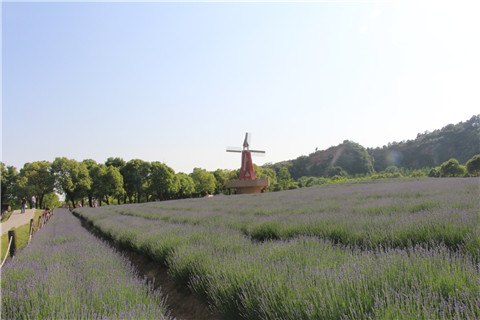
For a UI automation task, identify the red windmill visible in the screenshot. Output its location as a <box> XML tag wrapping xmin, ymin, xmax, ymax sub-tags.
<box><xmin>226</xmin><ymin>133</ymin><xmax>270</xmax><ymax>194</ymax></box>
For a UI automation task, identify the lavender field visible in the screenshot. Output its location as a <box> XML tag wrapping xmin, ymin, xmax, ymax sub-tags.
<box><xmin>76</xmin><ymin>178</ymin><xmax>479</xmax><ymax>319</ymax></box>
<box><xmin>1</xmin><ymin>209</ymin><xmax>172</xmax><ymax>320</ymax></box>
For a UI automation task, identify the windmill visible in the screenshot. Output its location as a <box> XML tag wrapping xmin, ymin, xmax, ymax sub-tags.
<box><xmin>226</xmin><ymin>133</ymin><xmax>270</xmax><ymax>194</ymax></box>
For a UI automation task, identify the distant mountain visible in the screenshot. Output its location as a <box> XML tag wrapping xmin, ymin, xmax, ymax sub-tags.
<box><xmin>263</xmin><ymin>115</ymin><xmax>480</xmax><ymax>179</ymax></box>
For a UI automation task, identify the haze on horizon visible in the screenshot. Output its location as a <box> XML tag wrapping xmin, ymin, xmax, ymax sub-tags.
<box><xmin>2</xmin><ymin>1</ymin><xmax>479</xmax><ymax>174</ymax></box>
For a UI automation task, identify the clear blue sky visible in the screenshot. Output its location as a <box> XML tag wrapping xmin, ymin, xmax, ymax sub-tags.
<box><xmin>2</xmin><ymin>1</ymin><xmax>479</xmax><ymax>174</ymax></box>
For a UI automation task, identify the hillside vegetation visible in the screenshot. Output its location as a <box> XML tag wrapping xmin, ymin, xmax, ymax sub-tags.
<box><xmin>264</xmin><ymin>115</ymin><xmax>480</xmax><ymax>179</ymax></box>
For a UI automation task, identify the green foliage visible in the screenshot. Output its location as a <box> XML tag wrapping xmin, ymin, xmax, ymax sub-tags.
<box><xmin>1</xmin><ymin>162</ymin><xmax>19</xmax><ymax>207</ymax></box>
<box><xmin>83</xmin><ymin>159</ymin><xmax>98</xmax><ymax>206</ymax></box>
<box><xmin>409</xmin><ymin>170</ymin><xmax>427</xmax><ymax>178</ymax></box>
<box><xmin>213</xmin><ymin>169</ymin><xmax>240</xmax><ymax>195</ymax></box>
<box><xmin>327</xmin><ymin>166</ymin><xmax>347</xmax><ymax>177</ymax></box>
<box><xmin>265</xmin><ymin>140</ymin><xmax>374</xmax><ymax>179</ymax></box>
<box><xmin>190</xmin><ymin>168</ymin><xmax>216</xmax><ymax>196</ymax></box>
<box><xmin>104</xmin><ymin>166</ymin><xmax>125</xmax><ymax>202</ymax></box>
<box><xmin>51</xmin><ymin>157</ymin><xmax>91</xmax><ymax>207</ymax></box>
<box><xmin>277</xmin><ymin>166</ymin><xmax>291</xmax><ymax>181</ymax></box>
<box><xmin>18</xmin><ymin>161</ymin><xmax>55</xmax><ymax>208</ymax></box>
<box><xmin>383</xmin><ymin>166</ymin><xmax>399</xmax><ymax>174</ymax></box>
<box><xmin>43</xmin><ymin>192</ymin><xmax>61</xmax><ymax>209</ymax></box>
<box><xmin>175</xmin><ymin>173</ymin><xmax>195</xmax><ymax>198</ymax></box>
<box><xmin>256</xmin><ymin>166</ymin><xmax>277</xmax><ymax>192</ymax></box>
<box><xmin>105</xmin><ymin>157</ymin><xmax>126</xmax><ymax>169</ymax></box>
<box><xmin>148</xmin><ymin>162</ymin><xmax>178</xmax><ymax>201</ymax></box>
<box><xmin>275</xmin><ymin>167</ymin><xmax>298</xmax><ymax>191</ymax></box>
<box><xmin>370</xmin><ymin>172</ymin><xmax>403</xmax><ymax>179</ymax></box>
<box><xmin>370</xmin><ymin>115</ymin><xmax>480</xmax><ymax>171</ymax></box>
<box><xmin>298</xmin><ymin>176</ymin><xmax>327</xmax><ymax>187</ymax></box>
<box><xmin>440</xmin><ymin>158</ymin><xmax>466</xmax><ymax>177</ymax></box>
<box><xmin>466</xmin><ymin>154</ymin><xmax>480</xmax><ymax>176</ymax></box>
<box><xmin>88</xmin><ymin>163</ymin><xmax>125</xmax><ymax>205</ymax></box>
<box><xmin>121</xmin><ymin>159</ymin><xmax>150</xmax><ymax>203</ymax></box>
<box><xmin>428</xmin><ymin>167</ymin><xmax>441</xmax><ymax>177</ymax></box>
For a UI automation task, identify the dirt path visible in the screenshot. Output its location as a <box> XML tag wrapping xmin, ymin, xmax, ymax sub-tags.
<box><xmin>77</xmin><ymin>215</ymin><xmax>222</xmax><ymax>320</ymax></box>
<box><xmin>0</xmin><ymin>209</ymin><xmax>36</xmax><ymax>235</ymax></box>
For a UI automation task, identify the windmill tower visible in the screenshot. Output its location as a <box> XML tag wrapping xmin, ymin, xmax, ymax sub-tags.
<box><xmin>226</xmin><ymin>133</ymin><xmax>270</xmax><ymax>194</ymax></box>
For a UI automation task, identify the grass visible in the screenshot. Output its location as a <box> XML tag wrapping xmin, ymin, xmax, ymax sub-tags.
<box><xmin>1</xmin><ymin>209</ymin><xmax>43</xmax><ymax>261</ymax></box>
<box><xmin>1</xmin><ymin>210</ymin><xmax>14</xmax><ymax>223</ymax></box>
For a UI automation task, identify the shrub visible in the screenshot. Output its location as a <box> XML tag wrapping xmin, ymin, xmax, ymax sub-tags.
<box><xmin>466</xmin><ymin>154</ymin><xmax>480</xmax><ymax>176</ymax></box>
<box><xmin>440</xmin><ymin>159</ymin><xmax>466</xmax><ymax>177</ymax></box>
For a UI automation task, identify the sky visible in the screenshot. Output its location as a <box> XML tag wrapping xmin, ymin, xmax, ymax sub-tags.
<box><xmin>2</xmin><ymin>1</ymin><xmax>479</xmax><ymax>174</ymax></box>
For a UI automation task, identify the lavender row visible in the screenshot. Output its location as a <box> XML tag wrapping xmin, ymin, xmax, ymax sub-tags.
<box><xmin>74</xmin><ymin>212</ymin><xmax>480</xmax><ymax>319</ymax></box>
<box><xmin>1</xmin><ymin>209</ymin><xmax>171</xmax><ymax>320</ymax></box>
<box><xmin>85</xmin><ymin>178</ymin><xmax>479</xmax><ymax>253</ymax></box>
<box><xmin>75</xmin><ymin>178</ymin><xmax>480</xmax><ymax>319</ymax></box>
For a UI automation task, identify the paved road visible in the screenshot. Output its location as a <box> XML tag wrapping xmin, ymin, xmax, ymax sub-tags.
<box><xmin>0</xmin><ymin>209</ymin><xmax>36</xmax><ymax>235</ymax></box>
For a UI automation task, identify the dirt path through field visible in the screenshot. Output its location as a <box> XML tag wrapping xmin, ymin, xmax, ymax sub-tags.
<box><xmin>1</xmin><ymin>209</ymin><xmax>36</xmax><ymax>235</ymax></box>
<box><xmin>77</xmin><ymin>215</ymin><xmax>222</xmax><ymax>320</ymax></box>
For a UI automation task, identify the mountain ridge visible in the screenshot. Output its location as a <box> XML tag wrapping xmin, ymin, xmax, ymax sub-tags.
<box><xmin>263</xmin><ymin>115</ymin><xmax>480</xmax><ymax>179</ymax></box>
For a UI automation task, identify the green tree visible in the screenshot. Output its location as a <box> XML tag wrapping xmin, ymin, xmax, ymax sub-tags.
<box><xmin>83</xmin><ymin>159</ymin><xmax>98</xmax><ymax>207</ymax></box>
<box><xmin>43</xmin><ymin>192</ymin><xmax>61</xmax><ymax>209</ymax></box>
<box><xmin>148</xmin><ymin>162</ymin><xmax>178</xmax><ymax>201</ymax></box>
<box><xmin>190</xmin><ymin>168</ymin><xmax>216</xmax><ymax>196</ymax></box>
<box><xmin>19</xmin><ymin>161</ymin><xmax>55</xmax><ymax>209</ymax></box>
<box><xmin>213</xmin><ymin>169</ymin><xmax>233</xmax><ymax>195</ymax></box>
<box><xmin>105</xmin><ymin>157</ymin><xmax>126</xmax><ymax>170</ymax></box>
<box><xmin>1</xmin><ymin>162</ymin><xmax>18</xmax><ymax>208</ymax></box>
<box><xmin>11</xmin><ymin>175</ymin><xmax>31</xmax><ymax>208</ymax></box>
<box><xmin>278</xmin><ymin>166</ymin><xmax>291</xmax><ymax>181</ymax></box>
<box><xmin>121</xmin><ymin>159</ymin><xmax>150</xmax><ymax>203</ymax></box>
<box><xmin>105</xmin><ymin>157</ymin><xmax>126</xmax><ymax>203</ymax></box>
<box><xmin>466</xmin><ymin>154</ymin><xmax>480</xmax><ymax>176</ymax></box>
<box><xmin>257</xmin><ymin>167</ymin><xmax>277</xmax><ymax>192</ymax></box>
<box><xmin>327</xmin><ymin>166</ymin><xmax>347</xmax><ymax>177</ymax></box>
<box><xmin>88</xmin><ymin>164</ymin><xmax>124</xmax><ymax>206</ymax></box>
<box><xmin>89</xmin><ymin>163</ymin><xmax>107</xmax><ymax>205</ymax></box>
<box><xmin>276</xmin><ymin>167</ymin><xmax>297</xmax><ymax>191</ymax></box>
<box><xmin>410</xmin><ymin>170</ymin><xmax>427</xmax><ymax>178</ymax></box>
<box><xmin>428</xmin><ymin>167</ymin><xmax>441</xmax><ymax>177</ymax></box>
<box><xmin>102</xmin><ymin>166</ymin><xmax>125</xmax><ymax>205</ymax></box>
<box><xmin>175</xmin><ymin>173</ymin><xmax>195</xmax><ymax>199</ymax></box>
<box><xmin>383</xmin><ymin>166</ymin><xmax>399</xmax><ymax>174</ymax></box>
<box><xmin>440</xmin><ymin>158</ymin><xmax>466</xmax><ymax>177</ymax></box>
<box><xmin>51</xmin><ymin>157</ymin><xmax>91</xmax><ymax>207</ymax></box>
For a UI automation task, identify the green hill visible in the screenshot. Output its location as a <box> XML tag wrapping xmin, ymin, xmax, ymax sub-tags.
<box><xmin>264</xmin><ymin>115</ymin><xmax>480</xmax><ymax>179</ymax></box>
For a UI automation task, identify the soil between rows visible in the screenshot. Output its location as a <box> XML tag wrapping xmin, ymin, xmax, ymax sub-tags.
<box><xmin>75</xmin><ymin>213</ymin><xmax>222</xmax><ymax>320</ymax></box>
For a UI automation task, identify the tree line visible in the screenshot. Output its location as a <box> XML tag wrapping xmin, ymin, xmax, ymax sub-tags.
<box><xmin>1</xmin><ymin>157</ymin><xmax>297</xmax><ymax>209</ymax></box>
<box><xmin>2</xmin><ymin>115</ymin><xmax>478</xmax><ymax>209</ymax></box>
<box><xmin>2</xmin><ymin>153</ymin><xmax>478</xmax><ymax>210</ymax></box>
<box><xmin>3</xmin><ymin>153</ymin><xmax>478</xmax><ymax>211</ymax></box>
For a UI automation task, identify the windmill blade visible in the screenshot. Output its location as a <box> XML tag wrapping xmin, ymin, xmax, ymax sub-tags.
<box><xmin>226</xmin><ymin>146</ymin><xmax>242</xmax><ymax>153</ymax></box>
<box><xmin>251</xmin><ymin>152</ymin><xmax>266</xmax><ymax>157</ymax></box>
<box><xmin>243</xmin><ymin>132</ymin><xmax>250</xmax><ymax>149</ymax></box>
<box><xmin>249</xmin><ymin>150</ymin><xmax>266</xmax><ymax>154</ymax></box>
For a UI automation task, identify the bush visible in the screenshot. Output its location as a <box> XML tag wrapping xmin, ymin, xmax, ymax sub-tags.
<box><xmin>384</xmin><ymin>166</ymin><xmax>399</xmax><ymax>174</ymax></box>
<box><xmin>428</xmin><ymin>167</ymin><xmax>440</xmax><ymax>177</ymax></box>
<box><xmin>410</xmin><ymin>170</ymin><xmax>427</xmax><ymax>178</ymax></box>
<box><xmin>440</xmin><ymin>159</ymin><xmax>466</xmax><ymax>177</ymax></box>
<box><xmin>466</xmin><ymin>155</ymin><xmax>480</xmax><ymax>176</ymax></box>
